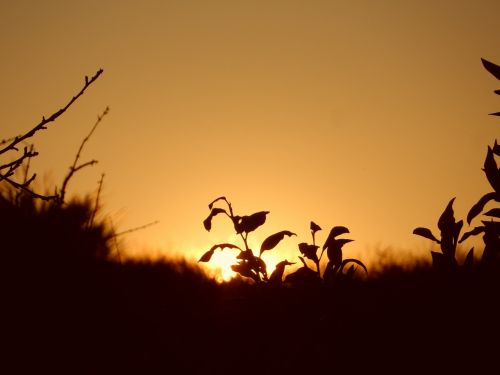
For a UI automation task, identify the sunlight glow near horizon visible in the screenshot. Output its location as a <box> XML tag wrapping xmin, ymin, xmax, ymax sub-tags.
<box><xmin>1</xmin><ymin>1</ymin><xmax>499</xmax><ymax>272</ymax></box>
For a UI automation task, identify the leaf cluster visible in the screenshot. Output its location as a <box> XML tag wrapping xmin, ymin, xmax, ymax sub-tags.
<box><xmin>413</xmin><ymin>58</ymin><xmax>500</xmax><ymax>269</ymax></box>
<box><xmin>199</xmin><ymin>198</ymin><xmax>367</xmax><ymax>285</ymax></box>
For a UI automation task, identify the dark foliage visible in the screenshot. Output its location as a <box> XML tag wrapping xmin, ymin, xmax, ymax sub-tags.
<box><xmin>3</xmin><ymin>191</ymin><xmax>499</xmax><ymax>374</ymax></box>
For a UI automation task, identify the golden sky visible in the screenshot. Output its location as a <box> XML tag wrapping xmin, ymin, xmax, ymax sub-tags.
<box><xmin>1</xmin><ymin>1</ymin><xmax>499</xmax><ymax>267</ymax></box>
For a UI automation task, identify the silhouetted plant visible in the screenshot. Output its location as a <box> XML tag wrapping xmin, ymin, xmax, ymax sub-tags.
<box><xmin>199</xmin><ymin>198</ymin><xmax>367</xmax><ymax>285</ymax></box>
<box><xmin>459</xmin><ymin>141</ymin><xmax>499</xmax><ymax>265</ymax></box>
<box><xmin>414</xmin><ymin>58</ymin><xmax>500</xmax><ymax>269</ymax></box>
<box><xmin>413</xmin><ymin>198</ymin><xmax>471</xmax><ymax>270</ymax></box>
<box><xmin>455</xmin><ymin>58</ymin><xmax>500</xmax><ymax>265</ymax></box>
<box><xmin>198</xmin><ymin>196</ymin><xmax>296</xmax><ymax>282</ymax></box>
<box><xmin>57</xmin><ymin>106</ymin><xmax>109</xmax><ymax>206</ymax></box>
<box><xmin>0</xmin><ymin>69</ymin><xmax>103</xmax><ymax>201</ymax></box>
<box><xmin>285</xmin><ymin>221</ymin><xmax>367</xmax><ymax>285</ymax></box>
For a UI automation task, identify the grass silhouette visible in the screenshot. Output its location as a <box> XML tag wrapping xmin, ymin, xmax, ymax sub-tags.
<box><xmin>2</xmin><ymin>60</ymin><xmax>500</xmax><ymax>373</ymax></box>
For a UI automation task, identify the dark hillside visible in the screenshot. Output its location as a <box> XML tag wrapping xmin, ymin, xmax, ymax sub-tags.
<box><xmin>2</xmin><ymin>190</ymin><xmax>499</xmax><ymax>374</ymax></box>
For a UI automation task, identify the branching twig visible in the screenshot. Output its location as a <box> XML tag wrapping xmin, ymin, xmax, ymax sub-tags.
<box><xmin>0</xmin><ymin>147</ymin><xmax>37</xmax><ymax>172</ymax></box>
<box><xmin>0</xmin><ymin>69</ymin><xmax>104</xmax><ymax>156</ymax></box>
<box><xmin>1</xmin><ymin>176</ymin><xmax>57</xmax><ymax>201</ymax></box>
<box><xmin>0</xmin><ymin>69</ymin><xmax>104</xmax><ymax>202</ymax></box>
<box><xmin>58</xmin><ymin>106</ymin><xmax>109</xmax><ymax>205</ymax></box>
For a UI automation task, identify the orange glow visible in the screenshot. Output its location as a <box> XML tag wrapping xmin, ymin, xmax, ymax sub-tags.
<box><xmin>1</xmin><ymin>2</ymin><xmax>499</xmax><ymax>266</ymax></box>
<box><xmin>204</xmin><ymin>250</ymin><xmax>239</xmax><ymax>283</ymax></box>
<box><xmin>201</xmin><ymin>249</ymin><xmax>289</xmax><ymax>283</ymax></box>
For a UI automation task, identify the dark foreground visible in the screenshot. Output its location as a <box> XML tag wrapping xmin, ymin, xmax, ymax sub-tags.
<box><xmin>4</xmin><ymin>255</ymin><xmax>500</xmax><ymax>374</ymax></box>
<box><xmin>2</xmin><ymin>196</ymin><xmax>499</xmax><ymax>374</ymax></box>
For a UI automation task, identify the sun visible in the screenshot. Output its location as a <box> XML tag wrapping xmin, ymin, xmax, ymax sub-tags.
<box><xmin>201</xmin><ymin>247</ymin><xmax>288</xmax><ymax>283</ymax></box>
<box><xmin>206</xmin><ymin>250</ymin><xmax>239</xmax><ymax>282</ymax></box>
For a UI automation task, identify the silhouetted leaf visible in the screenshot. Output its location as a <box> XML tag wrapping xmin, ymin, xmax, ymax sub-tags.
<box><xmin>340</xmin><ymin>258</ymin><xmax>368</xmax><ymax>274</ymax></box>
<box><xmin>459</xmin><ymin>226</ymin><xmax>485</xmax><ymax>243</ymax></box>
<box><xmin>235</xmin><ymin>211</ymin><xmax>269</xmax><ymax>234</ymax></box>
<box><xmin>323</xmin><ymin>226</ymin><xmax>350</xmax><ymax>250</ymax></box>
<box><xmin>481</xmin><ymin>58</ymin><xmax>500</xmax><ymax>80</ymax></box>
<box><xmin>484</xmin><ymin>208</ymin><xmax>500</xmax><ymax>219</ymax></box>
<box><xmin>482</xmin><ymin>220</ymin><xmax>500</xmax><ymax>232</ymax></box>
<box><xmin>231</xmin><ymin>262</ymin><xmax>259</xmax><ymax>282</ymax></box>
<box><xmin>260</xmin><ymin>230</ymin><xmax>296</xmax><ymax>255</ymax></box>
<box><xmin>484</xmin><ymin>147</ymin><xmax>500</xmax><ymax>193</ymax></box>
<box><xmin>198</xmin><ymin>243</ymin><xmax>241</xmax><ymax>262</ymax></box>
<box><xmin>236</xmin><ymin>250</ymin><xmax>267</xmax><ymax>277</ymax></box>
<box><xmin>463</xmin><ymin>248</ymin><xmax>474</xmax><ymax>269</ymax></box>
<box><xmin>203</xmin><ymin>208</ymin><xmax>227</xmax><ymax>231</ymax></box>
<box><xmin>298</xmin><ymin>256</ymin><xmax>313</xmax><ymax>270</ymax></box>
<box><xmin>438</xmin><ymin>198</ymin><xmax>456</xmax><ymax>234</ymax></box>
<box><xmin>298</xmin><ymin>243</ymin><xmax>319</xmax><ymax>263</ymax></box>
<box><xmin>493</xmin><ymin>140</ymin><xmax>500</xmax><ymax>156</ymax></box>
<box><xmin>326</xmin><ymin>239</ymin><xmax>353</xmax><ymax>267</ymax></box>
<box><xmin>482</xmin><ymin>221</ymin><xmax>500</xmax><ymax>257</ymax></box>
<box><xmin>467</xmin><ymin>192</ymin><xmax>497</xmax><ymax>224</ymax></box>
<box><xmin>198</xmin><ymin>250</ymin><xmax>215</xmax><ymax>263</ymax></box>
<box><xmin>310</xmin><ymin>221</ymin><xmax>322</xmax><ymax>233</ymax></box>
<box><xmin>438</xmin><ymin>199</ymin><xmax>458</xmax><ymax>257</ymax></box>
<box><xmin>413</xmin><ymin>227</ymin><xmax>440</xmax><ymax>244</ymax></box>
<box><xmin>208</xmin><ymin>196</ymin><xmax>228</xmax><ymax>209</ymax></box>
<box><xmin>495</xmin><ymin>90</ymin><xmax>500</xmax><ymax>95</ymax></box>
<box><xmin>269</xmin><ymin>260</ymin><xmax>295</xmax><ymax>284</ymax></box>
<box><xmin>489</xmin><ymin>112</ymin><xmax>500</xmax><ymax>116</ymax></box>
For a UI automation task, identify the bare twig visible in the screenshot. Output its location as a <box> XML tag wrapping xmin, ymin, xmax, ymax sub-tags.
<box><xmin>113</xmin><ymin>220</ymin><xmax>160</xmax><ymax>238</ymax></box>
<box><xmin>0</xmin><ymin>147</ymin><xmax>37</xmax><ymax>171</ymax></box>
<box><xmin>0</xmin><ymin>136</ymin><xmax>18</xmax><ymax>147</ymax></box>
<box><xmin>0</xmin><ymin>69</ymin><xmax>104</xmax><ymax>201</ymax></box>
<box><xmin>21</xmin><ymin>145</ymin><xmax>35</xmax><ymax>185</ymax></box>
<box><xmin>88</xmin><ymin>173</ymin><xmax>105</xmax><ymax>228</ymax></box>
<box><xmin>58</xmin><ymin>106</ymin><xmax>109</xmax><ymax>205</ymax></box>
<box><xmin>2</xmin><ymin>176</ymin><xmax>57</xmax><ymax>201</ymax></box>
<box><xmin>0</xmin><ymin>69</ymin><xmax>104</xmax><ymax>156</ymax></box>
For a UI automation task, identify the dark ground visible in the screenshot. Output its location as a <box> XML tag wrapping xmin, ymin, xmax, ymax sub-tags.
<box><xmin>2</xmin><ymin>194</ymin><xmax>500</xmax><ymax>374</ymax></box>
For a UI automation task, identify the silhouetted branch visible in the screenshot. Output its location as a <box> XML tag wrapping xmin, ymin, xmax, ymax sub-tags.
<box><xmin>0</xmin><ymin>147</ymin><xmax>37</xmax><ymax>172</ymax></box>
<box><xmin>58</xmin><ymin>106</ymin><xmax>109</xmax><ymax>205</ymax></box>
<box><xmin>2</xmin><ymin>175</ymin><xmax>57</xmax><ymax>201</ymax></box>
<box><xmin>0</xmin><ymin>69</ymin><xmax>104</xmax><ymax>201</ymax></box>
<box><xmin>0</xmin><ymin>69</ymin><xmax>104</xmax><ymax>156</ymax></box>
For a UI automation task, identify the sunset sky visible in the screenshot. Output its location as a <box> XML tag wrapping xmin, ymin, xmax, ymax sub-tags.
<box><xmin>1</xmin><ymin>1</ymin><xmax>499</xmax><ymax>271</ymax></box>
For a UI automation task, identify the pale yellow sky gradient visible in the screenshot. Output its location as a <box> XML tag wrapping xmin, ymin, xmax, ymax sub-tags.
<box><xmin>1</xmin><ymin>1</ymin><xmax>499</xmax><ymax>268</ymax></box>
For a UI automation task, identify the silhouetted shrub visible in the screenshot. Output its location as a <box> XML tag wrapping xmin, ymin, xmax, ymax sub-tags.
<box><xmin>199</xmin><ymin>196</ymin><xmax>367</xmax><ymax>285</ymax></box>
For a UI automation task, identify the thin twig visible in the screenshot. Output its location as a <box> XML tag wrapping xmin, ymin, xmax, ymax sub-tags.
<box><xmin>0</xmin><ymin>147</ymin><xmax>38</xmax><ymax>171</ymax></box>
<box><xmin>88</xmin><ymin>173</ymin><xmax>105</xmax><ymax>228</ymax></box>
<box><xmin>58</xmin><ymin>106</ymin><xmax>109</xmax><ymax>205</ymax></box>
<box><xmin>0</xmin><ymin>69</ymin><xmax>104</xmax><ymax>156</ymax></box>
<box><xmin>113</xmin><ymin>220</ymin><xmax>160</xmax><ymax>238</ymax></box>
<box><xmin>2</xmin><ymin>176</ymin><xmax>57</xmax><ymax>201</ymax></box>
<box><xmin>22</xmin><ymin>145</ymin><xmax>35</xmax><ymax>185</ymax></box>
